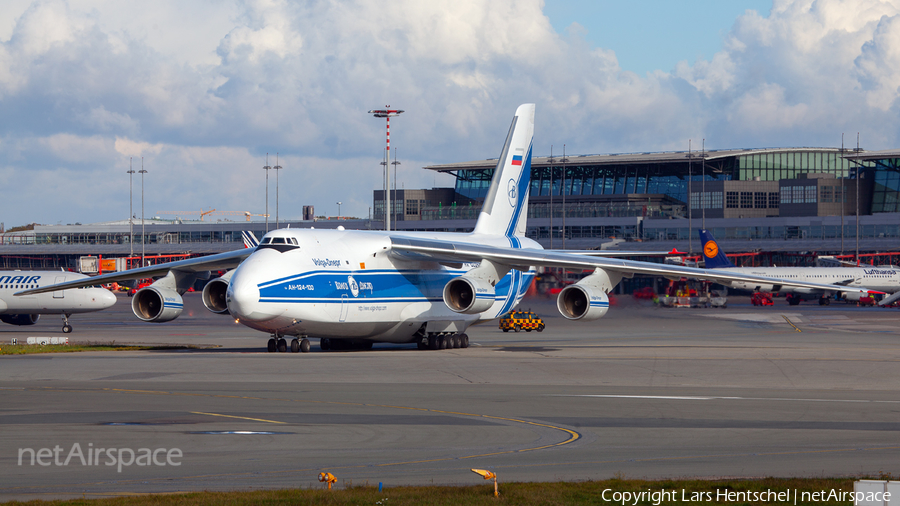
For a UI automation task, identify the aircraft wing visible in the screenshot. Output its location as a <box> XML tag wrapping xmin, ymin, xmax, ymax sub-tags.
<box><xmin>389</xmin><ymin>237</ymin><xmax>882</xmax><ymax>296</ymax></box>
<box><xmin>543</xmin><ymin>248</ymin><xmax>685</xmax><ymax>257</ymax></box>
<box><xmin>14</xmin><ymin>248</ymin><xmax>252</xmax><ymax>296</ymax></box>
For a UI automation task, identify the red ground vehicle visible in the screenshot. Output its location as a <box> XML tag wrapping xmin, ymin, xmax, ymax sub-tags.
<box><xmin>632</xmin><ymin>286</ymin><xmax>656</xmax><ymax>300</ymax></box>
<box><xmin>127</xmin><ymin>279</ymin><xmax>152</xmax><ymax>297</ymax></box>
<box><xmin>751</xmin><ymin>292</ymin><xmax>774</xmax><ymax>306</ymax></box>
<box><xmin>858</xmin><ymin>296</ymin><xmax>876</xmax><ymax>306</ymax></box>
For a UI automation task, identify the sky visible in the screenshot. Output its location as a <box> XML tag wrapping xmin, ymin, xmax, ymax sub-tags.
<box><xmin>2</xmin><ymin>0</ymin><xmax>900</xmax><ymax>228</ymax></box>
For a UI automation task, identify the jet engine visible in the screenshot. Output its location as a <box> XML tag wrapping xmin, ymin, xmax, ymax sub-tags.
<box><xmin>443</xmin><ymin>276</ymin><xmax>496</xmax><ymax>314</ymax></box>
<box><xmin>557</xmin><ymin>284</ymin><xmax>610</xmax><ymax>321</ymax></box>
<box><xmin>131</xmin><ymin>286</ymin><xmax>183</xmax><ymax>322</ymax></box>
<box><xmin>556</xmin><ymin>268</ymin><xmax>619</xmax><ymax>321</ymax></box>
<box><xmin>201</xmin><ymin>270</ymin><xmax>235</xmax><ymax>314</ymax></box>
<box><xmin>841</xmin><ymin>291</ymin><xmax>866</xmax><ymax>302</ymax></box>
<box><xmin>0</xmin><ymin>314</ymin><xmax>39</xmax><ymax>326</ymax></box>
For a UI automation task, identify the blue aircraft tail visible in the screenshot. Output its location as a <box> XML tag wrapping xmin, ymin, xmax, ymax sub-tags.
<box><xmin>699</xmin><ymin>229</ymin><xmax>736</xmax><ymax>268</ymax></box>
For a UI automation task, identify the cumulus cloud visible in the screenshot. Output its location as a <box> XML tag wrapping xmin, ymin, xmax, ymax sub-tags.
<box><xmin>1</xmin><ymin>0</ymin><xmax>900</xmax><ymax>226</ymax></box>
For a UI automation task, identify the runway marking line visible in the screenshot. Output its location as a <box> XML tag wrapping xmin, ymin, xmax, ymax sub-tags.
<box><xmin>782</xmin><ymin>314</ymin><xmax>802</xmax><ymax>332</ymax></box>
<box><xmin>190</xmin><ymin>411</ymin><xmax>286</xmax><ymax>424</ymax></box>
<box><xmin>16</xmin><ymin>386</ymin><xmax>582</xmax><ymax>474</ymax></box>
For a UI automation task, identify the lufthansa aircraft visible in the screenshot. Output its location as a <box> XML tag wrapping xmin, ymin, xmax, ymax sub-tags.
<box><xmin>17</xmin><ymin>104</ymin><xmax>883</xmax><ymax>352</ymax></box>
<box><xmin>1</xmin><ymin>271</ymin><xmax>116</xmax><ymax>332</ymax></box>
<box><xmin>699</xmin><ymin>229</ymin><xmax>900</xmax><ymax>305</ymax></box>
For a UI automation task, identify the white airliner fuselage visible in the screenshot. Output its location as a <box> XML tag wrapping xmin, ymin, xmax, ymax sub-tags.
<box><xmin>725</xmin><ymin>266</ymin><xmax>900</xmax><ymax>295</ymax></box>
<box><xmin>226</xmin><ymin>230</ymin><xmax>537</xmax><ymax>343</ymax></box>
<box><xmin>1</xmin><ymin>271</ymin><xmax>117</xmax><ymax>332</ymax></box>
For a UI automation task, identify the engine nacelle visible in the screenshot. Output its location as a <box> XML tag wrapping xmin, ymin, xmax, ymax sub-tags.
<box><xmin>131</xmin><ymin>286</ymin><xmax>183</xmax><ymax>322</ymax></box>
<box><xmin>0</xmin><ymin>314</ymin><xmax>39</xmax><ymax>326</ymax></box>
<box><xmin>841</xmin><ymin>291</ymin><xmax>866</xmax><ymax>302</ymax></box>
<box><xmin>201</xmin><ymin>270</ymin><xmax>235</xmax><ymax>314</ymax></box>
<box><xmin>557</xmin><ymin>284</ymin><xmax>610</xmax><ymax>321</ymax></box>
<box><xmin>443</xmin><ymin>276</ymin><xmax>496</xmax><ymax>314</ymax></box>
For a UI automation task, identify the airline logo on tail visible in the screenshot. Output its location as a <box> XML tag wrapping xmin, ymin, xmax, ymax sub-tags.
<box><xmin>242</xmin><ymin>231</ymin><xmax>260</xmax><ymax>249</ymax></box>
<box><xmin>703</xmin><ymin>239</ymin><xmax>718</xmax><ymax>259</ymax></box>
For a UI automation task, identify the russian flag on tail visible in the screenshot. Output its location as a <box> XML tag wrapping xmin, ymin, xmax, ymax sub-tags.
<box><xmin>511</xmin><ymin>155</ymin><xmax>523</xmax><ymax>166</ymax></box>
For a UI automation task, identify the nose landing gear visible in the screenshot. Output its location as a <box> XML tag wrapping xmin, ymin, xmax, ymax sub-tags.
<box><xmin>61</xmin><ymin>314</ymin><xmax>73</xmax><ymax>334</ymax></box>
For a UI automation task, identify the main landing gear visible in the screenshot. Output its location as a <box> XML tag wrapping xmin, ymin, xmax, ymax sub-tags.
<box><xmin>267</xmin><ymin>335</ymin><xmax>310</xmax><ymax>353</ymax></box>
<box><xmin>417</xmin><ymin>333</ymin><xmax>469</xmax><ymax>350</ymax></box>
<box><xmin>61</xmin><ymin>314</ymin><xmax>73</xmax><ymax>334</ymax></box>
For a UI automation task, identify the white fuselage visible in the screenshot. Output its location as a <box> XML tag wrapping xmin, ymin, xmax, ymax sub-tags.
<box><xmin>0</xmin><ymin>271</ymin><xmax>117</xmax><ymax>315</ymax></box>
<box><xmin>225</xmin><ymin>229</ymin><xmax>538</xmax><ymax>343</ymax></box>
<box><xmin>724</xmin><ymin>266</ymin><xmax>900</xmax><ymax>295</ymax></box>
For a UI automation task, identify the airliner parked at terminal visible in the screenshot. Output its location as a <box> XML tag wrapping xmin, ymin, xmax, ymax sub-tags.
<box><xmin>1</xmin><ymin>271</ymin><xmax>116</xmax><ymax>332</ymax></box>
<box><xmin>17</xmin><ymin>104</ymin><xmax>883</xmax><ymax>352</ymax></box>
<box><xmin>699</xmin><ymin>229</ymin><xmax>900</xmax><ymax>305</ymax></box>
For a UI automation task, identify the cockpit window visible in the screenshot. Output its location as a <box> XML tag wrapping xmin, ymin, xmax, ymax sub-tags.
<box><xmin>258</xmin><ymin>235</ymin><xmax>300</xmax><ymax>252</ymax></box>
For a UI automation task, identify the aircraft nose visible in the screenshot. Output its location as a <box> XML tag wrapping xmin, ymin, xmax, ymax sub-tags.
<box><xmin>96</xmin><ymin>288</ymin><xmax>117</xmax><ymax>309</ymax></box>
<box><xmin>227</xmin><ymin>267</ymin><xmax>273</xmax><ymax>322</ymax></box>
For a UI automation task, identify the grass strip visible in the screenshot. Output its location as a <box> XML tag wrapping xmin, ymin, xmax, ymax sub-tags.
<box><xmin>6</xmin><ymin>476</ymin><xmax>894</xmax><ymax>505</ymax></box>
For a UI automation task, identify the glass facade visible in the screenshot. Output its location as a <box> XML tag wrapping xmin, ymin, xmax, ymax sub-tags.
<box><xmin>449</xmin><ymin>150</ymin><xmax>863</xmax><ymax>206</ymax></box>
<box><xmin>870</xmin><ymin>157</ymin><xmax>900</xmax><ymax>213</ymax></box>
<box><xmin>736</xmin><ymin>151</ymin><xmax>852</xmax><ymax>181</ymax></box>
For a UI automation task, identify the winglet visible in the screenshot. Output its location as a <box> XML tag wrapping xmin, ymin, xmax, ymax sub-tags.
<box><xmin>699</xmin><ymin>229</ymin><xmax>736</xmax><ymax>268</ymax></box>
<box><xmin>472</xmin><ymin>104</ymin><xmax>535</xmax><ymax>238</ymax></box>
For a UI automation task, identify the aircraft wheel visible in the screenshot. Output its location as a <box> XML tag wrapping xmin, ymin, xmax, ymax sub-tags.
<box><xmin>277</xmin><ymin>339</ymin><xmax>287</xmax><ymax>353</ymax></box>
<box><xmin>824</xmin><ymin>297</ymin><xmax>831</xmax><ymax>306</ymax></box>
<box><xmin>428</xmin><ymin>336</ymin><xmax>439</xmax><ymax>350</ymax></box>
<box><xmin>417</xmin><ymin>340</ymin><xmax>427</xmax><ymax>350</ymax></box>
<box><xmin>300</xmin><ymin>338</ymin><xmax>311</xmax><ymax>353</ymax></box>
<box><xmin>267</xmin><ymin>339</ymin><xmax>277</xmax><ymax>353</ymax></box>
<box><xmin>514</xmin><ymin>324</ymin><xmax>521</xmax><ymax>332</ymax></box>
<box><xmin>450</xmin><ymin>335</ymin><xmax>460</xmax><ymax>349</ymax></box>
<box><xmin>460</xmin><ymin>334</ymin><xmax>469</xmax><ymax>348</ymax></box>
<box><xmin>62</xmin><ymin>325</ymin><xmax>73</xmax><ymax>334</ymax></box>
<box><xmin>320</xmin><ymin>338</ymin><xmax>330</xmax><ymax>351</ymax></box>
<box><xmin>439</xmin><ymin>336</ymin><xmax>448</xmax><ymax>350</ymax></box>
<box><xmin>291</xmin><ymin>339</ymin><xmax>300</xmax><ymax>353</ymax></box>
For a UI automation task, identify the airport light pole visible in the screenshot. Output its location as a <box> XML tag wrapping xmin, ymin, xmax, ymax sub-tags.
<box><xmin>392</xmin><ymin>149</ymin><xmax>401</xmax><ymax>227</ymax></box>
<box><xmin>263</xmin><ymin>154</ymin><xmax>271</xmax><ymax>233</ymax></box>
<box><xmin>688</xmin><ymin>140</ymin><xmax>692</xmax><ymax>256</ymax></box>
<box><xmin>274</xmin><ymin>154</ymin><xmax>282</xmax><ymax>229</ymax></box>
<box><xmin>562</xmin><ymin>144</ymin><xmax>568</xmax><ymax>250</ymax></box>
<box><xmin>701</xmin><ymin>139</ymin><xmax>706</xmax><ymax>230</ymax></box>
<box><xmin>549</xmin><ymin>146</ymin><xmax>554</xmax><ymax>249</ymax></box>
<box><xmin>127</xmin><ymin>158</ymin><xmax>135</xmax><ymax>259</ymax></box>
<box><xmin>336</xmin><ymin>201</ymin><xmax>342</xmax><ymax>218</ymax></box>
<box><xmin>139</xmin><ymin>159</ymin><xmax>147</xmax><ymax>267</ymax></box>
<box><xmin>368</xmin><ymin>106</ymin><xmax>404</xmax><ymax>231</ymax></box>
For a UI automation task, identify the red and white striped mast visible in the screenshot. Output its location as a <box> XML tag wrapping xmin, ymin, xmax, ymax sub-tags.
<box><xmin>368</xmin><ymin>106</ymin><xmax>404</xmax><ymax>231</ymax></box>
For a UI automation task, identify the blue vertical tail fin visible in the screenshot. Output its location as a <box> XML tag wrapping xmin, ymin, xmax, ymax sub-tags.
<box><xmin>699</xmin><ymin>229</ymin><xmax>736</xmax><ymax>268</ymax></box>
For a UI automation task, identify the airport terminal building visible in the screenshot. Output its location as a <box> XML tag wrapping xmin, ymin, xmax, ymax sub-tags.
<box><xmin>377</xmin><ymin>147</ymin><xmax>900</xmax><ymax>253</ymax></box>
<box><xmin>2</xmin><ymin>146</ymin><xmax>899</xmax><ymax>271</ymax></box>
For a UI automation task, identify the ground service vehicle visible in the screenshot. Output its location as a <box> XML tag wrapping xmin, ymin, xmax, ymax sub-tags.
<box><xmin>499</xmin><ymin>310</ymin><xmax>545</xmax><ymax>332</ymax></box>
